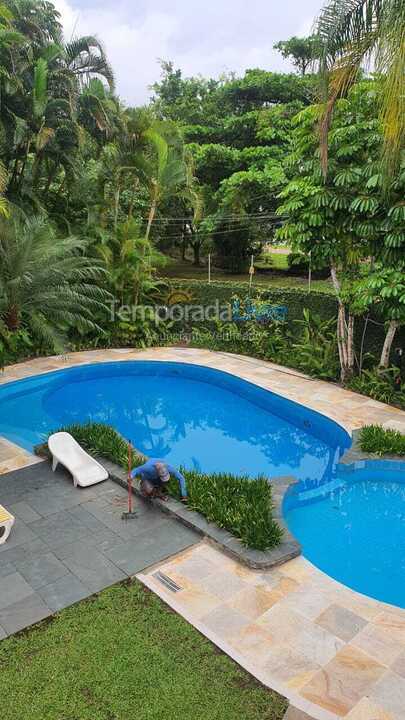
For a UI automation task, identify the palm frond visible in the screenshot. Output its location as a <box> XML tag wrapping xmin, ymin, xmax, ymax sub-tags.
<box><xmin>33</xmin><ymin>58</ymin><xmax>48</xmax><ymax>119</ymax></box>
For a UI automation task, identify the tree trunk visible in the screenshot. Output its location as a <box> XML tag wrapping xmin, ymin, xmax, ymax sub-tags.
<box><xmin>4</xmin><ymin>305</ymin><xmax>20</xmax><ymax>331</ymax></box>
<box><xmin>192</xmin><ymin>241</ymin><xmax>201</xmax><ymax>267</ymax></box>
<box><xmin>380</xmin><ymin>320</ymin><xmax>399</xmax><ymax>369</ymax></box>
<box><xmin>331</xmin><ymin>264</ymin><xmax>355</xmax><ymax>382</ymax></box>
<box><xmin>145</xmin><ymin>183</ymin><xmax>158</xmax><ymax>242</ymax></box>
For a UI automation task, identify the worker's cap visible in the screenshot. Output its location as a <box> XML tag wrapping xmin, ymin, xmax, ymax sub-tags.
<box><xmin>155</xmin><ymin>462</ymin><xmax>170</xmax><ymax>483</ymax></box>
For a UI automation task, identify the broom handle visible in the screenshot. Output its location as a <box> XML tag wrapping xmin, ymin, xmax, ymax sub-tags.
<box><xmin>128</xmin><ymin>440</ymin><xmax>133</xmax><ymax>514</ymax></box>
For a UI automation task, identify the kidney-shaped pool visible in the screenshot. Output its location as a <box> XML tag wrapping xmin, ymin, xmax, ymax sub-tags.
<box><xmin>1</xmin><ymin>360</ymin><xmax>404</xmax><ymax>608</ymax></box>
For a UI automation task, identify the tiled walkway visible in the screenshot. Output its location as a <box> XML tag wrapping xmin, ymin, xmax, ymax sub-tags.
<box><xmin>139</xmin><ymin>542</ymin><xmax>405</xmax><ymax>720</ymax></box>
<box><xmin>1</xmin><ymin>348</ymin><xmax>405</xmax><ymax>720</ymax></box>
<box><xmin>0</xmin><ymin>462</ymin><xmax>198</xmax><ymax>636</ymax></box>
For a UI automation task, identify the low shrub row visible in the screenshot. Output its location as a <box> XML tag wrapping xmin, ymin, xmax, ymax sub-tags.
<box><xmin>359</xmin><ymin>425</ymin><xmax>405</xmax><ymax>457</ymax></box>
<box><xmin>50</xmin><ymin>422</ymin><xmax>283</xmax><ymax>551</ymax></box>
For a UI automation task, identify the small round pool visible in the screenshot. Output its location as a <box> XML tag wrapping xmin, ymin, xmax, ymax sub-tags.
<box><xmin>284</xmin><ymin>461</ymin><xmax>405</xmax><ymax>608</ymax></box>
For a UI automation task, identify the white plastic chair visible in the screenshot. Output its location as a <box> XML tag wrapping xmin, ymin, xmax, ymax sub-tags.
<box><xmin>0</xmin><ymin>504</ymin><xmax>15</xmax><ymax>544</ymax></box>
<box><xmin>48</xmin><ymin>432</ymin><xmax>109</xmax><ymax>488</ymax></box>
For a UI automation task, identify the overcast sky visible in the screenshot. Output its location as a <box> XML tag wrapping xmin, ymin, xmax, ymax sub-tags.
<box><xmin>53</xmin><ymin>0</ymin><xmax>325</xmax><ymax>106</ymax></box>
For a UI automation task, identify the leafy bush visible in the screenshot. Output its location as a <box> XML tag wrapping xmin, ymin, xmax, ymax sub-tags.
<box><xmin>292</xmin><ymin>309</ymin><xmax>339</xmax><ymax>380</ymax></box>
<box><xmin>171</xmin><ymin>470</ymin><xmax>283</xmax><ymax>551</ymax></box>
<box><xmin>348</xmin><ymin>368</ymin><xmax>405</xmax><ymax>408</ymax></box>
<box><xmin>52</xmin><ymin>423</ymin><xmax>282</xmax><ymax>551</ymax></box>
<box><xmin>359</xmin><ymin>425</ymin><xmax>405</xmax><ymax>456</ymax></box>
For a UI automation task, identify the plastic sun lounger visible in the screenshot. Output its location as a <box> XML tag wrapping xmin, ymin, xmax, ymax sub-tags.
<box><xmin>48</xmin><ymin>432</ymin><xmax>109</xmax><ymax>488</ymax></box>
<box><xmin>0</xmin><ymin>504</ymin><xmax>15</xmax><ymax>545</ymax></box>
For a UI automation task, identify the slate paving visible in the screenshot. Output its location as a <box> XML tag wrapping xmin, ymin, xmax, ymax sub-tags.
<box><xmin>0</xmin><ymin>462</ymin><xmax>199</xmax><ymax>637</ymax></box>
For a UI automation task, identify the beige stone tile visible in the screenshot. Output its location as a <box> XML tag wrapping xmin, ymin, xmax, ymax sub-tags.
<box><xmin>166</xmin><ymin>555</ymin><xmax>217</xmax><ymax>583</ymax></box>
<box><xmin>334</xmin><ymin>592</ymin><xmax>384</xmax><ymax>623</ymax></box>
<box><xmin>201</xmin><ymin>603</ymin><xmax>250</xmax><ymax>639</ymax></box>
<box><xmin>173</xmin><ymin>586</ymin><xmax>222</xmax><ymax>620</ymax></box>
<box><xmin>374</xmin><ymin>610</ymin><xmax>405</xmax><ymax>644</ymax></box>
<box><xmin>227</xmin><ymin>622</ymin><xmax>274</xmax><ymax>664</ymax></box>
<box><xmin>351</xmin><ymin>623</ymin><xmax>405</xmax><ymax>667</ymax></box>
<box><xmin>277</xmin><ymin>557</ymin><xmax>316</xmax><ymax>583</ymax></box>
<box><xmin>391</xmin><ymin>650</ymin><xmax>405</xmax><ymax>679</ymax></box>
<box><xmin>316</xmin><ymin>604</ymin><xmax>368</xmax><ymax>642</ymax></box>
<box><xmin>300</xmin><ymin>645</ymin><xmax>386</xmax><ymax>717</ymax></box>
<box><xmin>346</xmin><ymin>697</ymin><xmax>394</xmax><ymax>720</ymax></box>
<box><xmin>199</xmin><ymin>568</ymin><xmax>249</xmax><ymax>601</ymax></box>
<box><xmin>282</xmin><ymin>586</ymin><xmax>334</xmax><ymax>621</ymax></box>
<box><xmin>256</xmin><ymin>603</ymin><xmax>309</xmax><ymax>644</ymax></box>
<box><xmin>263</xmin><ymin>643</ymin><xmax>321</xmax><ymax>691</ymax></box>
<box><xmin>228</xmin><ymin>584</ymin><xmax>283</xmax><ymax>621</ymax></box>
<box><xmin>369</xmin><ymin>670</ymin><xmax>405</xmax><ymax>718</ymax></box>
<box><xmin>293</xmin><ymin>620</ymin><xmax>345</xmax><ymax>666</ymax></box>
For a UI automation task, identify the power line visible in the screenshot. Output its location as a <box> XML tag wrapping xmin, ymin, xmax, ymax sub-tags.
<box><xmin>148</xmin><ymin>212</ymin><xmax>282</xmax><ymax>225</ymax></box>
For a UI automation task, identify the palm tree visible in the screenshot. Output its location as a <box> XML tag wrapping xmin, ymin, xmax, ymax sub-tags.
<box><xmin>0</xmin><ymin>213</ymin><xmax>111</xmax><ymax>350</ymax></box>
<box><xmin>316</xmin><ymin>0</ymin><xmax>405</xmax><ymax>177</ymax></box>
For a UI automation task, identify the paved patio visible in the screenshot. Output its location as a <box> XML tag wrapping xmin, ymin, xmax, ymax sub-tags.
<box><xmin>139</xmin><ymin>542</ymin><xmax>405</xmax><ymax>720</ymax></box>
<box><xmin>0</xmin><ymin>462</ymin><xmax>198</xmax><ymax>637</ymax></box>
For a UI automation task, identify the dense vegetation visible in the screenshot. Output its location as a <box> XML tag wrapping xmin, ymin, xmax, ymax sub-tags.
<box><xmin>0</xmin><ymin>580</ymin><xmax>287</xmax><ymax>720</ymax></box>
<box><xmin>0</xmin><ymin>0</ymin><xmax>403</xmax><ymax>407</ymax></box>
<box><xmin>359</xmin><ymin>425</ymin><xmax>405</xmax><ymax>457</ymax></box>
<box><xmin>51</xmin><ymin>423</ymin><xmax>283</xmax><ymax>551</ymax></box>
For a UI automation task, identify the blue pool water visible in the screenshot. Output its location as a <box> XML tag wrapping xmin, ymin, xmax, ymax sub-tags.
<box><xmin>1</xmin><ymin>360</ymin><xmax>404</xmax><ymax>607</ymax></box>
<box><xmin>0</xmin><ymin>361</ymin><xmax>349</xmax><ymax>482</ymax></box>
<box><xmin>284</xmin><ymin>462</ymin><xmax>405</xmax><ymax>608</ymax></box>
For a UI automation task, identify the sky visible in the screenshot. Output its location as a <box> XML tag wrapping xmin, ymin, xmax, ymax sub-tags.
<box><xmin>53</xmin><ymin>0</ymin><xmax>325</xmax><ymax>106</ymax></box>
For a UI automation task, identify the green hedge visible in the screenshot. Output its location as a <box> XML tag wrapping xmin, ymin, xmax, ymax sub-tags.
<box><xmin>51</xmin><ymin>423</ymin><xmax>282</xmax><ymax>551</ymax></box>
<box><xmin>169</xmin><ymin>279</ymin><xmax>405</xmax><ymax>361</ymax></box>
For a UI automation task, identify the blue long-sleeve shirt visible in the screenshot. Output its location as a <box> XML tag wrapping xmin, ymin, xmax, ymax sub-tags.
<box><xmin>132</xmin><ymin>459</ymin><xmax>187</xmax><ymax>497</ymax></box>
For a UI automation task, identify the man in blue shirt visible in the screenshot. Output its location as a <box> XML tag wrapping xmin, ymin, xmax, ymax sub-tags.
<box><xmin>132</xmin><ymin>459</ymin><xmax>187</xmax><ymax>501</ymax></box>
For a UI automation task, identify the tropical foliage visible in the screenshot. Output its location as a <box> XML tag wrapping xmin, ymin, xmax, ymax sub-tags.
<box><xmin>0</xmin><ymin>0</ymin><xmax>403</xmax><ymax>408</ymax></box>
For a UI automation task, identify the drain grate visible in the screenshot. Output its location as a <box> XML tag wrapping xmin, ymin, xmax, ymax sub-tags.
<box><xmin>153</xmin><ymin>571</ymin><xmax>183</xmax><ymax>593</ymax></box>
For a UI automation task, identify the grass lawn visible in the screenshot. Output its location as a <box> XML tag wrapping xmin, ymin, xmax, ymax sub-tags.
<box><xmin>0</xmin><ymin>580</ymin><xmax>287</xmax><ymax>720</ymax></box>
<box><xmin>161</xmin><ymin>257</ymin><xmax>333</xmax><ymax>293</ymax></box>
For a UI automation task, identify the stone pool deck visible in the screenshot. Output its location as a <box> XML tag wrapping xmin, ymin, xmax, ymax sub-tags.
<box><xmin>1</xmin><ymin>347</ymin><xmax>405</xmax><ymax>720</ymax></box>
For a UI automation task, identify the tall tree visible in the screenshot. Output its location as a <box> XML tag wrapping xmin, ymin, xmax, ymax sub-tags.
<box><xmin>274</xmin><ymin>36</ymin><xmax>321</xmax><ymax>75</ymax></box>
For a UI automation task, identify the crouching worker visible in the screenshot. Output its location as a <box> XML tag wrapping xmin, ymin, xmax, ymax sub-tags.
<box><xmin>132</xmin><ymin>459</ymin><xmax>187</xmax><ymax>502</ymax></box>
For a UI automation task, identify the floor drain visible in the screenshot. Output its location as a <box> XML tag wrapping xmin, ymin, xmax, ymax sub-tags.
<box><xmin>153</xmin><ymin>571</ymin><xmax>183</xmax><ymax>593</ymax></box>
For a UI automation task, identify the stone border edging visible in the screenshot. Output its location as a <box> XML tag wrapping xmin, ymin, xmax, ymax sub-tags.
<box><xmin>101</xmin><ymin>458</ymin><xmax>301</xmax><ymax>571</ymax></box>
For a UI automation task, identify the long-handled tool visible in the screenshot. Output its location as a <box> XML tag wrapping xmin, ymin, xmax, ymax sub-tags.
<box><xmin>121</xmin><ymin>440</ymin><xmax>138</xmax><ymax>520</ymax></box>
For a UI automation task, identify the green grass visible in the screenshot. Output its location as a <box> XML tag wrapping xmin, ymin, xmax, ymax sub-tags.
<box><xmin>161</xmin><ymin>258</ymin><xmax>333</xmax><ymax>292</ymax></box>
<box><xmin>0</xmin><ymin>580</ymin><xmax>287</xmax><ymax>720</ymax></box>
<box><xmin>359</xmin><ymin>424</ymin><xmax>405</xmax><ymax>456</ymax></box>
<box><xmin>51</xmin><ymin>423</ymin><xmax>283</xmax><ymax>551</ymax></box>
<box><xmin>255</xmin><ymin>252</ymin><xmax>289</xmax><ymax>271</ymax></box>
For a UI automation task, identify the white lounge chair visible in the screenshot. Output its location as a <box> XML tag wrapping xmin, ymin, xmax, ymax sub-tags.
<box><xmin>0</xmin><ymin>504</ymin><xmax>15</xmax><ymax>544</ymax></box>
<box><xmin>48</xmin><ymin>432</ymin><xmax>109</xmax><ymax>488</ymax></box>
